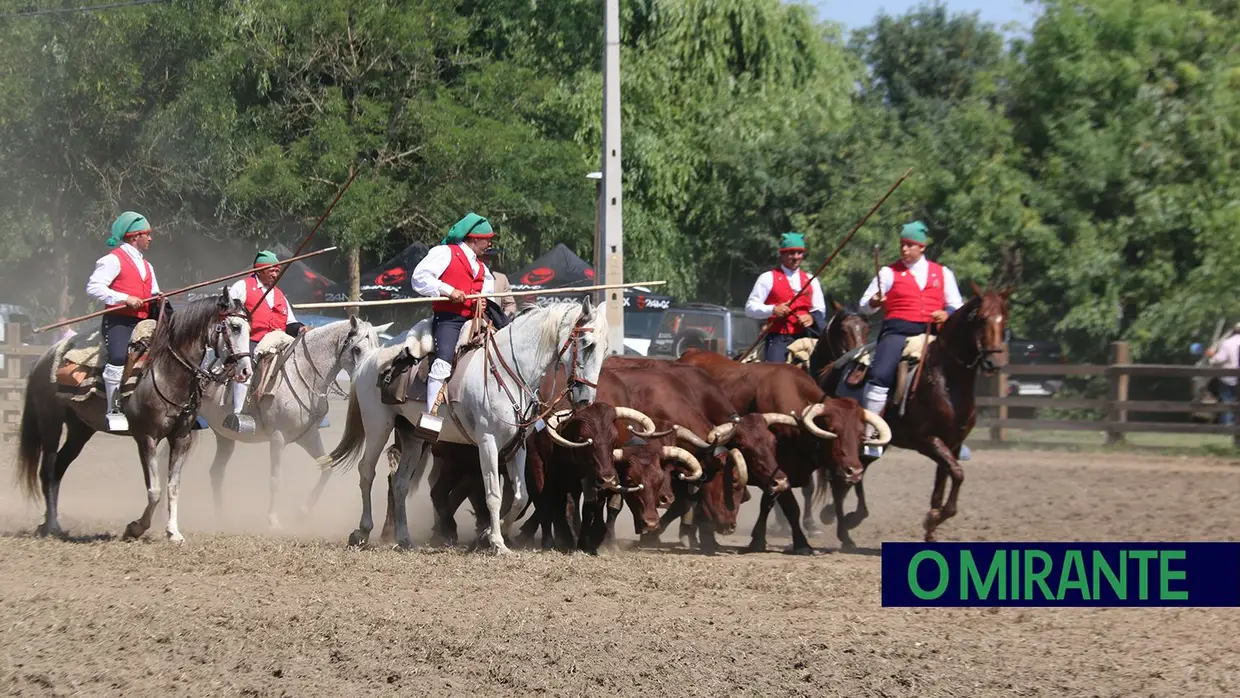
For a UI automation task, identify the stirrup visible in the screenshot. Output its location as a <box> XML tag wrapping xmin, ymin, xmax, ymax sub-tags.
<box><xmin>224</xmin><ymin>413</ymin><xmax>256</xmax><ymax>435</ymax></box>
<box><xmin>106</xmin><ymin>410</ymin><xmax>129</xmax><ymax>432</ymax></box>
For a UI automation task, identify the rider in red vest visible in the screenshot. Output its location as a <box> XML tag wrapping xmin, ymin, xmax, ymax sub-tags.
<box><xmin>410</xmin><ymin>212</ymin><xmax>497</xmax><ymax>415</ymax></box>
<box><xmin>223</xmin><ymin>250</ymin><xmax>306</xmax><ymax>432</ymax></box>
<box><xmin>744</xmin><ymin>232</ymin><xmax>826</xmax><ymax>363</ymax></box>
<box><xmin>857</xmin><ymin>221</ymin><xmax>963</xmax><ymax>443</ymax></box>
<box><xmin>85</xmin><ymin>211</ymin><xmax>170</xmax><ymax>432</ymax></box>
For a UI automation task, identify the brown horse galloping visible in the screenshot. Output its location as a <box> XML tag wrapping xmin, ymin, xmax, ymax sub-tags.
<box><xmin>817</xmin><ymin>282</ymin><xmax>1009</xmax><ymax>541</ymax></box>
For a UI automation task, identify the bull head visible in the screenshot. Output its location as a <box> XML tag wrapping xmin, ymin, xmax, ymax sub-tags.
<box><xmin>798</xmin><ymin>404</ymin><xmax>839</xmax><ymax>440</ymax></box>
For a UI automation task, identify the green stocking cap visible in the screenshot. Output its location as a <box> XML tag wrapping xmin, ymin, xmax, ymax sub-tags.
<box><xmin>778</xmin><ymin>232</ymin><xmax>806</xmax><ymax>252</ymax></box>
<box><xmin>900</xmin><ymin>221</ymin><xmax>930</xmax><ymax>246</ymax></box>
<box><xmin>107</xmin><ymin>211</ymin><xmax>150</xmax><ymax>248</ymax></box>
<box><xmin>254</xmin><ymin>250</ymin><xmax>279</xmax><ymax>267</ymax></box>
<box><xmin>441</xmin><ymin>212</ymin><xmax>494</xmax><ymax>245</ymax></box>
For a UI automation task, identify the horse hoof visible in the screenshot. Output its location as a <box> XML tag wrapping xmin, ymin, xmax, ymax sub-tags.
<box><xmin>745</xmin><ymin>541</ymin><xmax>766</xmax><ymax>554</ymax></box>
<box><xmin>839</xmin><ymin>539</ymin><xmax>857</xmax><ymax>552</ymax></box>
<box><xmin>167</xmin><ymin>531</ymin><xmax>185</xmax><ymax>544</ymax></box>
<box><xmin>268</xmin><ymin>517</ymin><xmax>282</xmax><ymax>531</ymax></box>
<box><xmin>789</xmin><ymin>545</ymin><xmax>815</xmax><ymax>556</ymax></box>
<box><xmin>123</xmin><ymin>522</ymin><xmax>145</xmax><ymax>540</ymax></box>
<box><xmin>36</xmin><ymin>523</ymin><xmax>64</xmax><ymax>538</ymax></box>
<box><xmin>347</xmin><ymin>530</ymin><xmax>369</xmax><ymax>548</ymax></box>
<box><xmin>923</xmin><ymin>509</ymin><xmax>942</xmax><ymax>532</ymax></box>
<box><xmin>396</xmin><ymin>535</ymin><xmax>415</xmax><ymax>551</ymax></box>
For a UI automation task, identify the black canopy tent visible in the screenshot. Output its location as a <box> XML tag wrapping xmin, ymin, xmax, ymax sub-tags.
<box><xmin>508</xmin><ymin>243</ymin><xmax>675</xmax><ymax>313</ymax></box>
<box><xmin>310</xmin><ymin>241</ymin><xmax>431</xmax><ymax>303</ymax></box>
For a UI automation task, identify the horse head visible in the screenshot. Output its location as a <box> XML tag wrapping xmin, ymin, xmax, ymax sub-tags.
<box><xmin>826</xmin><ymin>296</ymin><xmax>869</xmax><ymax>354</ymax></box>
<box><xmin>334</xmin><ymin>315</ymin><xmax>381</xmax><ymax>379</ymax></box>
<box><xmin>943</xmin><ymin>282</ymin><xmax>1011</xmax><ymax>376</ymax></box>
<box><xmin>560</xmin><ymin>295</ymin><xmax>610</xmax><ymax>408</ymax></box>
<box><xmin>213</xmin><ymin>289</ymin><xmax>254</xmax><ymax>381</ymax></box>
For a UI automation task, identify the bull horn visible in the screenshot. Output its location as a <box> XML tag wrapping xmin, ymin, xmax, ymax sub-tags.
<box><xmin>799</xmin><ymin>403</ymin><xmax>838</xmax><ymax>440</ymax></box>
<box><xmin>546</xmin><ymin>409</ymin><xmax>592</xmax><ymax>449</ymax></box>
<box><xmin>673</xmin><ymin>425</ymin><xmax>712</xmax><ymax>450</ymax></box>
<box><xmin>706</xmin><ymin>421</ymin><xmax>737</xmax><ymax>445</ymax></box>
<box><xmin>862</xmin><ymin>408</ymin><xmax>893</xmax><ymax>447</ymax></box>
<box><xmin>612</xmin><ymin>448</ymin><xmax>627</xmax><ymax>462</ymax></box>
<box><xmin>761</xmin><ymin>412</ymin><xmax>801</xmax><ymax>429</ymax></box>
<box><xmin>728</xmin><ymin>448</ymin><xmax>748</xmax><ymax>490</ymax></box>
<box><xmin>614</xmin><ymin>406</ymin><xmax>664</xmax><ymax>438</ymax></box>
<box><xmin>661</xmin><ymin>445</ymin><xmax>704</xmax><ymax>482</ymax></box>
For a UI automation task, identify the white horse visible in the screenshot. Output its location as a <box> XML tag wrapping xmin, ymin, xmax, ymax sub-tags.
<box><xmin>323</xmin><ymin>297</ymin><xmax>611</xmax><ymax>553</ymax></box>
<box><xmin>198</xmin><ymin>316</ymin><xmax>383</xmax><ymax>528</ymax></box>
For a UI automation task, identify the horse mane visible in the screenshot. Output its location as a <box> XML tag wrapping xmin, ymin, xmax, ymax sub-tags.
<box><xmin>826</xmin><ymin>294</ymin><xmax>862</xmax><ymax>315</ymax></box>
<box><xmin>147</xmin><ymin>296</ymin><xmax>227</xmax><ymax>360</ymax></box>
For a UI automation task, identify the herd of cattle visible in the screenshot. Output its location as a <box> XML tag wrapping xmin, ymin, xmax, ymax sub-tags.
<box><xmin>378</xmin><ymin>349</ymin><xmax>892</xmax><ymax>555</ymax></box>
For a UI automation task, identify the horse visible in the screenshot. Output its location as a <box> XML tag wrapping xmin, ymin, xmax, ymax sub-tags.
<box><xmin>818</xmin><ymin>282</ymin><xmax>1009</xmax><ymax>541</ymax></box>
<box><xmin>198</xmin><ymin>316</ymin><xmax>381</xmax><ymax>529</ymax></box>
<box><xmin>15</xmin><ymin>291</ymin><xmax>253</xmax><ymax>541</ymax></box>
<box><xmin>322</xmin><ymin>296</ymin><xmax>611</xmax><ymax>553</ymax></box>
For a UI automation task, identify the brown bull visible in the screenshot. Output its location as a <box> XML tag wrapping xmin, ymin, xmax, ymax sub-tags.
<box><xmin>676</xmin><ymin>348</ymin><xmax>891</xmax><ymax>552</ymax></box>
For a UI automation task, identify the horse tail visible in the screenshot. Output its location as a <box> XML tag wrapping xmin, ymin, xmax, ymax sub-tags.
<box><xmin>320</xmin><ymin>384</ymin><xmax>366</xmax><ymax>472</ymax></box>
<box><xmin>809</xmin><ymin>467</ymin><xmax>831</xmax><ymax>515</ymax></box>
<box><xmin>16</xmin><ymin>377</ymin><xmax>44</xmax><ymax>501</ymax></box>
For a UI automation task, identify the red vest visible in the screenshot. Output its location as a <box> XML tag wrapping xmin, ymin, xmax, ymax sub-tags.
<box><xmin>763</xmin><ymin>267</ymin><xmax>815</xmax><ymax>335</ymax></box>
<box><xmin>884</xmin><ymin>260</ymin><xmax>947</xmax><ymax>323</ymax></box>
<box><xmin>106</xmin><ymin>248</ymin><xmax>155</xmax><ymax>319</ymax></box>
<box><xmin>432</xmin><ymin>245</ymin><xmax>487</xmax><ymax>317</ymax></box>
<box><xmin>244</xmin><ymin>276</ymin><xmax>290</xmax><ymax>342</ymax></box>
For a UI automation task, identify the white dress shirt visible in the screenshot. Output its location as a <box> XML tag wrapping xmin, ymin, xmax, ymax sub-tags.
<box><xmin>411</xmin><ymin>242</ymin><xmax>495</xmax><ymax>298</ymax></box>
<box><xmin>858</xmin><ymin>256</ymin><xmax>964</xmax><ymax>317</ymax></box>
<box><xmin>86</xmin><ymin>243</ymin><xmax>161</xmax><ymax>307</ymax></box>
<box><xmin>744</xmin><ymin>265</ymin><xmax>826</xmax><ymax>320</ymax></box>
<box><xmin>228</xmin><ymin>276</ymin><xmax>298</xmax><ymax>325</ymax></box>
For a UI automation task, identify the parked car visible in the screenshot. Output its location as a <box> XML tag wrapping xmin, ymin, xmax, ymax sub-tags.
<box><xmin>647</xmin><ymin>303</ymin><xmax>762</xmax><ymax>359</ymax></box>
<box><xmin>1003</xmin><ymin>330</ymin><xmax>1066</xmax><ymax>396</ymax></box>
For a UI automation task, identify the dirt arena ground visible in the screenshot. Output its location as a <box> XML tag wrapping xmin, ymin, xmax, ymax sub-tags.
<box><xmin>3</xmin><ymin>397</ymin><xmax>1239</xmax><ymax>697</ymax></box>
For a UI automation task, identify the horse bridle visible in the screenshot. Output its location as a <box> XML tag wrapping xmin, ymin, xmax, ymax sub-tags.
<box><xmin>153</xmin><ymin>310</ymin><xmax>252</xmax><ymax>417</ymax></box>
<box><xmin>954</xmin><ymin>307</ymin><xmax>1004</xmax><ymax>373</ymax></box>
<box><xmin>483</xmin><ymin>313</ymin><xmax>597</xmax><ymax>433</ymax></box>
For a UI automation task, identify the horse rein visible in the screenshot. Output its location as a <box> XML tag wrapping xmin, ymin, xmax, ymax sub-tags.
<box><xmin>482</xmin><ymin>313</ymin><xmax>596</xmax><ymax>433</ymax></box>
<box><xmin>151</xmin><ymin>310</ymin><xmax>252</xmax><ymax>417</ymax></box>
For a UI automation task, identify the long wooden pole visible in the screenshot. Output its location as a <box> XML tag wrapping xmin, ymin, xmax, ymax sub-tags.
<box><xmin>291</xmin><ymin>280</ymin><xmax>667</xmax><ymax>310</ymax></box>
<box><xmin>34</xmin><ymin>246</ymin><xmax>340</xmax><ymax>334</ymax></box>
<box><xmin>738</xmin><ymin>167</ymin><xmax>913</xmax><ymax>361</ymax></box>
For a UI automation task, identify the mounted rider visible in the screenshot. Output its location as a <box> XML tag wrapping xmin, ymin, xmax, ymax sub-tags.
<box><xmin>223</xmin><ymin>250</ymin><xmax>306</xmax><ymax>432</ymax></box>
<box><xmin>85</xmin><ymin>211</ymin><xmax>170</xmax><ymax>432</ymax></box>
<box><xmin>856</xmin><ymin>221</ymin><xmax>963</xmax><ymax>438</ymax></box>
<box><xmin>410</xmin><ymin>212</ymin><xmax>498</xmax><ymax>415</ymax></box>
<box><xmin>744</xmin><ymin>232</ymin><xmax>827</xmax><ymax>363</ymax></box>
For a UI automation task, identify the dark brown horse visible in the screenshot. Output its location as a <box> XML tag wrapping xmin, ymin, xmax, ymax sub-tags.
<box><xmin>15</xmin><ymin>291</ymin><xmax>253</xmax><ymax>541</ymax></box>
<box><xmin>817</xmin><ymin>283</ymin><xmax>1009</xmax><ymax>541</ymax></box>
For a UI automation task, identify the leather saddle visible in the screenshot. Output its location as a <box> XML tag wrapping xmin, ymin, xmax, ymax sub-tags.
<box><xmin>830</xmin><ymin>334</ymin><xmax>935</xmax><ymax>411</ymax></box>
<box><xmin>379</xmin><ymin>300</ymin><xmax>510</xmax><ymax>406</ymax></box>
<box><xmin>54</xmin><ymin>320</ymin><xmax>157</xmax><ymax>404</ymax></box>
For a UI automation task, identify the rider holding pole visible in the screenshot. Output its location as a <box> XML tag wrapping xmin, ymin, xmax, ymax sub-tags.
<box><xmin>410</xmin><ymin>212</ymin><xmax>496</xmax><ymax>415</ymax></box>
<box><xmin>85</xmin><ymin>211</ymin><xmax>169</xmax><ymax>432</ymax></box>
<box><xmin>744</xmin><ymin>232</ymin><xmax>827</xmax><ymax>363</ymax></box>
<box><xmin>856</xmin><ymin>221</ymin><xmax>963</xmax><ymax>437</ymax></box>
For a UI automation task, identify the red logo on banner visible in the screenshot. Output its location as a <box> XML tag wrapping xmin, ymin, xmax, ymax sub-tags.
<box><xmin>375</xmin><ymin>267</ymin><xmax>407</xmax><ymax>285</ymax></box>
<box><xmin>523</xmin><ymin>267</ymin><xmax>555</xmax><ymax>285</ymax></box>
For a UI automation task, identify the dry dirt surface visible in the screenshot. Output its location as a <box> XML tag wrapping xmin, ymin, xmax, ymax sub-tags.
<box><xmin>3</xmin><ymin>399</ymin><xmax>1240</xmax><ymax>697</ymax></box>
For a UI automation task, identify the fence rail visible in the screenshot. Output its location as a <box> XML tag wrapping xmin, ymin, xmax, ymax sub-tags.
<box><xmin>980</xmin><ymin>341</ymin><xmax>1240</xmax><ymax>446</ymax></box>
<box><xmin>0</xmin><ymin>323</ymin><xmax>53</xmax><ymax>442</ymax></box>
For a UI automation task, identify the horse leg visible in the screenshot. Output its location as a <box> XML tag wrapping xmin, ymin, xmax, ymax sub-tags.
<box><xmin>208</xmin><ymin>433</ymin><xmax>237</xmax><ymax>525</ymax></box>
<box><xmin>829</xmin><ymin>477</ymin><xmax>859</xmax><ymax>551</ymax></box>
<box><xmin>799</xmin><ymin>484</ymin><xmax>821</xmax><ymax>536</ymax></box>
<box><xmin>348</xmin><ymin>434</ymin><xmax>389</xmax><ymax>549</ymax></box>
<box><xmin>923</xmin><ymin>438</ymin><xmax>964</xmax><ymax>542</ymax></box>
<box><xmin>266</xmin><ymin>433</ymin><xmax>287</xmax><ymax>530</ymax></box>
<box><xmin>124</xmin><ymin>435</ymin><xmax>162</xmax><ymax>541</ymax></box>
<box><xmin>164</xmin><ymin>432</ymin><xmax>196</xmax><ymax>543</ymax></box>
<box><xmin>476</xmin><ymin>436</ymin><xmax>510</xmax><ymax>553</ymax></box>
<box><xmin>389</xmin><ymin>440</ymin><xmax>418</xmax><ymax>550</ymax></box>
<box><xmin>295</xmin><ymin>428</ymin><xmax>332</xmax><ymax>520</ymax></box>
<box><xmin>500</xmin><ymin>444</ymin><xmax>529</xmax><ymax>535</ymax></box>
<box><xmin>427</xmin><ymin>456</ymin><xmax>459</xmax><ymax>547</ymax></box>
<box><xmin>40</xmin><ymin>412</ymin><xmax>93</xmax><ymax>538</ymax></box>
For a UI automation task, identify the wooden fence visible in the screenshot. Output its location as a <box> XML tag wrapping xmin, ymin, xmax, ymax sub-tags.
<box><xmin>0</xmin><ymin>323</ymin><xmax>54</xmax><ymax>443</ymax></box>
<box><xmin>979</xmin><ymin>341</ymin><xmax>1240</xmax><ymax>447</ymax></box>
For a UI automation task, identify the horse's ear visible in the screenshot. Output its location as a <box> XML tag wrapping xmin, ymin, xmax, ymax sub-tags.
<box><xmin>579</xmin><ymin>293</ymin><xmax>594</xmax><ymax>320</ymax></box>
<box><xmin>349</xmin><ymin>315</ymin><xmax>360</xmax><ymax>330</ymax></box>
<box><xmin>970</xmin><ymin>280</ymin><xmax>984</xmax><ymax>298</ymax></box>
<box><xmin>830</xmin><ymin>296</ymin><xmax>844</xmax><ymax>313</ymax></box>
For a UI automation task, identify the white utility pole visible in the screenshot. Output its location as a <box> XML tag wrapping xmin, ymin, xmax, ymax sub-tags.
<box><xmin>595</xmin><ymin>0</ymin><xmax>625</xmax><ymax>355</ymax></box>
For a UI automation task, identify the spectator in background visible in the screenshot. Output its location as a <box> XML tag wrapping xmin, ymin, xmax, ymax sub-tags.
<box><xmin>480</xmin><ymin>247</ymin><xmax>517</xmax><ymax>318</ymax></box>
<box><xmin>1205</xmin><ymin>323</ymin><xmax>1240</xmax><ymax>425</ymax></box>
